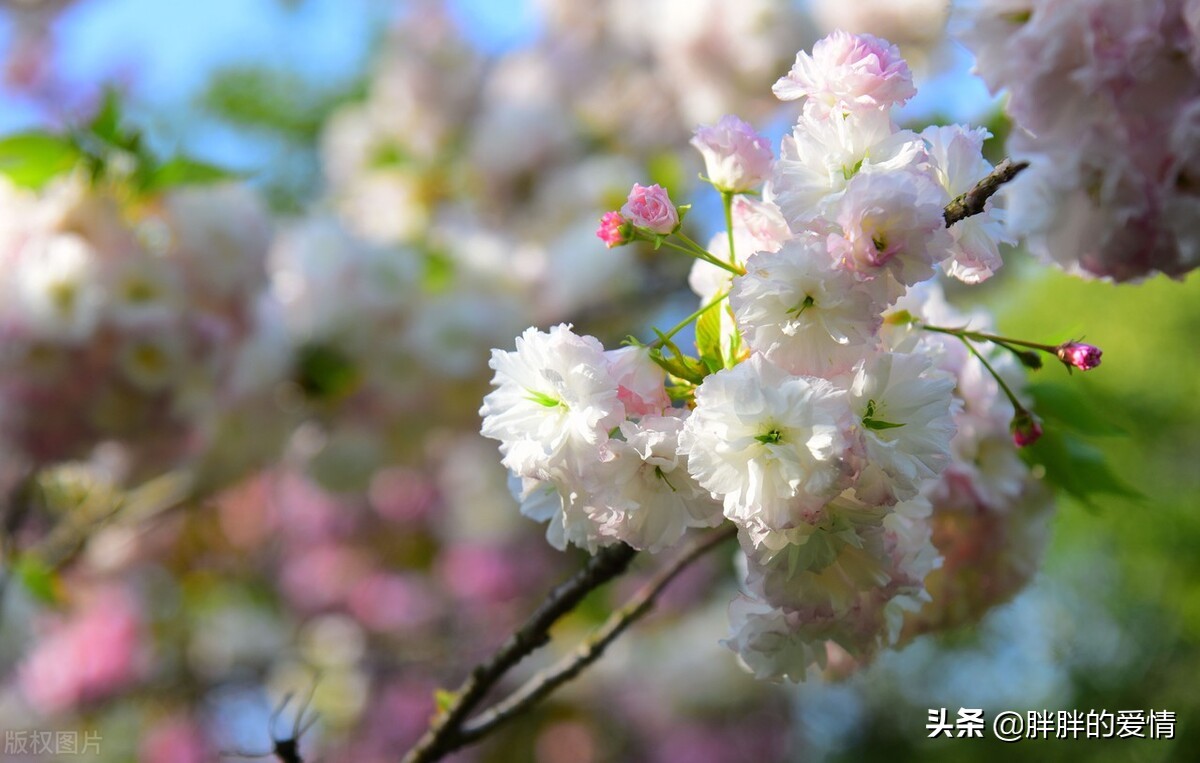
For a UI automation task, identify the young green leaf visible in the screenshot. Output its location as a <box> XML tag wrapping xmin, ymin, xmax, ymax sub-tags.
<box><xmin>14</xmin><ymin>555</ymin><xmax>61</xmax><ymax>605</ymax></box>
<box><xmin>1027</xmin><ymin>381</ymin><xmax>1127</xmax><ymax>437</ymax></box>
<box><xmin>1020</xmin><ymin>428</ymin><xmax>1141</xmax><ymax>509</ymax></box>
<box><xmin>695</xmin><ymin>299</ymin><xmax>724</xmax><ymax>373</ymax></box>
<box><xmin>143</xmin><ymin>157</ymin><xmax>236</xmax><ymax>192</ymax></box>
<box><xmin>0</xmin><ymin>133</ymin><xmax>81</xmax><ymax>189</ymax></box>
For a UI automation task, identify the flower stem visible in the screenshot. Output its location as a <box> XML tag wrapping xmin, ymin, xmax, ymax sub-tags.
<box><xmin>721</xmin><ymin>191</ymin><xmax>736</xmax><ymax>265</ymax></box>
<box><xmin>922</xmin><ymin>325</ymin><xmax>1056</xmax><ymax>353</ymax></box>
<box><xmin>674</xmin><ymin>231</ymin><xmax>745</xmax><ymax>275</ymax></box>
<box><xmin>957</xmin><ymin>336</ymin><xmax>1026</xmax><ymax>413</ymax></box>
<box><xmin>656</xmin><ymin>239</ymin><xmax>743</xmax><ymax>276</ymax></box>
<box><xmin>651</xmin><ymin>289</ymin><xmax>731</xmax><ymax>349</ymax></box>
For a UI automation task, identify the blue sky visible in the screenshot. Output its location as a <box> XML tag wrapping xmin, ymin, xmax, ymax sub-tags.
<box><xmin>0</xmin><ymin>0</ymin><xmax>995</xmax><ymax>168</ymax></box>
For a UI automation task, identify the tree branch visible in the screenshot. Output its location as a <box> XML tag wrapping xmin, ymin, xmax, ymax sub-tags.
<box><xmin>458</xmin><ymin>523</ymin><xmax>737</xmax><ymax>744</ymax></box>
<box><xmin>943</xmin><ymin>158</ymin><xmax>1029</xmax><ymax>227</ymax></box>
<box><xmin>401</xmin><ymin>542</ymin><xmax>637</xmax><ymax>763</ymax></box>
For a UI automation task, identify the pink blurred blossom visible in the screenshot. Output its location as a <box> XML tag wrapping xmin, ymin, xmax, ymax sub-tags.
<box><xmin>279</xmin><ymin>543</ymin><xmax>370</xmax><ymax>612</ymax></box>
<box><xmin>368</xmin><ymin>467</ymin><xmax>438</xmax><ymax>524</ymax></box>
<box><xmin>19</xmin><ymin>588</ymin><xmax>145</xmax><ymax>714</ymax></box>
<box><xmin>140</xmin><ymin>717</ymin><xmax>212</xmax><ymax>763</ymax></box>
<box><xmin>347</xmin><ymin>572</ymin><xmax>442</xmax><ymax>632</ymax></box>
<box><xmin>434</xmin><ymin>542</ymin><xmax>524</xmax><ymax>604</ymax></box>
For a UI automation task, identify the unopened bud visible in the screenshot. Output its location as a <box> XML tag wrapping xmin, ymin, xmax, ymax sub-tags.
<box><xmin>620</xmin><ymin>183</ymin><xmax>679</xmax><ymax>235</ymax></box>
<box><xmin>1056</xmin><ymin>341</ymin><xmax>1102</xmax><ymax>371</ymax></box>
<box><xmin>1013</xmin><ymin>349</ymin><xmax>1043</xmax><ymax>370</ymax></box>
<box><xmin>1010</xmin><ymin>409</ymin><xmax>1043</xmax><ymax>448</ymax></box>
<box><xmin>596</xmin><ymin>211</ymin><xmax>630</xmax><ymax>248</ymax></box>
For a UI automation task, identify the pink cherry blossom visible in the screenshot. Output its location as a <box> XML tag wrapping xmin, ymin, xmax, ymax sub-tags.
<box><xmin>620</xmin><ymin>183</ymin><xmax>679</xmax><ymax>235</ymax></box>
<box><xmin>773</xmin><ymin>30</ymin><xmax>915</xmax><ymax>115</ymax></box>
<box><xmin>690</xmin><ymin>115</ymin><xmax>774</xmax><ymax>193</ymax></box>
<box><xmin>605</xmin><ymin>345</ymin><xmax>671</xmax><ymax>417</ymax></box>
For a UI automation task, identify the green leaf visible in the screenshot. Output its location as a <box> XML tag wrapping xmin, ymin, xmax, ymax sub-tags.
<box><xmin>294</xmin><ymin>342</ymin><xmax>360</xmax><ymax>402</ymax></box>
<box><xmin>1027</xmin><ymin>381</ymin><xmax>1127</xmax><ymax>437</ymax></box>
<box><xmin>723</xmin><ymin>306</ymin><xmax>742</xmax><ymax>367</ymax></box>
<box><xmin>695</xmin><ymin>300</ymin><xmax>724</xmax><ymax>373</ymax></box>
<box><xmin>648</xmin><ymin>333</ymin><xmax>707</xmax><ymax>385</ymax></box>
<box><xmin>664</xmin><ymin>382</ymin><xmax>695</xmax><ymax>404</ymax></box>
<box><xmin>144</xmin><ymin>156</ymin><xmax>235</xmax><ymax>192</ymax></box>
<box><xmin>0</xmin><ymin>133</ymin><xmax>81</xmax><ymax>189</ymax></box>
<box><xmin>1021</xmin><ymin>428</ymin><xmax>1141</xmax><ymax>509</ymax></box>
<box><xmin>421</xmin><ymin>247</ymin><xmax>456</xmax><ymax>293</ymax></box>
<box><xmin>14</xmin><ymin>556</ymin><xmax>61</xmax><ymax>605</ymax></box>
<box><xmin>200</xmin><ymin>65</ymin><xmax>365</xmax><ymax>141</ymax></box>
<box><xmin>434</xmin><ymin>689</ymin><xmax>456</xmax><ymax>715</ymax></box>
<box><xmin>89</xmin><ymin>88</ymin><xmax>124</xmax><ymax>146</ymax></box>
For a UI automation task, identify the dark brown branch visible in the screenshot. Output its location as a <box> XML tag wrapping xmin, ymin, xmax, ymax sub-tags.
<box><xmin>401</xmin><ymin>542</ymin><xmax>637</xmax><ymax>763</ymax></box>
<box><xmin>943</xmin><ymin>158</ymin><xmax>1029</xmax><ymax>227</ymax></box>
<box><xmin>458</xmin><ymin>523</ymin><xmax>737</xmax><ymax>744</ymax></box>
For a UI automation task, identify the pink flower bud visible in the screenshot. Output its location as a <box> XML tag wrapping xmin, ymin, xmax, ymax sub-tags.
<box><xmin>1056</xmin><ymin>341</ymin><xmax>1102</xmax><ymax>371</ymax></box>
<box><xmin>620</xmin><ymin>183</ymin><xmax>679</xmax><ymax>235</ymax></box>
<box><xmin>596</xmin><ymin>211</ymin><xmax>630</xmax><ymax>248</ymax></box>
<box><xmin>1010</xmin><ymin>409</ymin><xmax>1043</xmax><ymax>448</ymax></box>
<box><xmin>690</xmin><ymin>115</ymin><xmax>774</xmax><ymax>193</ymax></box>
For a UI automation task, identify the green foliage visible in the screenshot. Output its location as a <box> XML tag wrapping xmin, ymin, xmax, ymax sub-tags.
<box><xmin>14</xmin><ymin>555</ymin><xmax>61</xmax><ymax>605</ymax></box>
<box><xmin>0</xmin><ymin>133</ymin><xmax>81</xmax><ymax>189</ymax></box>
<box><xmin>646</xmin><ymin>332</ymin><xmax>707</xmax><ymax>386</ymax></box>
<box><xmin>1021</xmin><ymin>428</ymin><xmax>1140</xmax><ymax>509</ymax></box>
<box><xmin>200</xmin><ymin>65</ymin><xmax>362</xmax><ymax>141</ymax></box>
<box><xmin>694</xmin><ymin>300</ymin><xmax>725</xmax><ymax>374</ymax></box>
<box><xmin>294</xmin><ymin>342</ymin><xmax>361</xmax><ymax>402</ymax></box>
<box><xmin>422</xmin><ymin>247</ymin><xmax>457</xmax><ymax>294</ymax></box>
<box><xmin>141</xmin><ymin>156</ymin><xmax>234</xmax><ymax>193</ymax></box>
<box><xmin>0</xmin><ymin>88</ymin><xmax>236</xmax><ymax>194</ymax></box>
<box><xmin>1026</xmin><ymin>381</ymin><xmax>1126</xmax><ymax>438</ymax></box>
<box><xmin>434</xmin><ymin>689</ymin><xmax>457</xmax><ymax>716</ymax></box>
<box><xmin>1020</xmin><ymin>380</ymin><xmax>1140</xmax><ymax>508</ymax></box>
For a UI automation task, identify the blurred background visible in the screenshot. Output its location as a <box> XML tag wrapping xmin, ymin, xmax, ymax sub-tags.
<box><xmin>0</xmin><ymin>0</ymin><xmax>1196</xmax><ymax>761</ymax></box>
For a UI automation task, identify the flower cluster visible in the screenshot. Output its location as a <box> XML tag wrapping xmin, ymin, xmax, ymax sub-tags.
<box><xmin>958</xmin><ymin>0</ymin><xmax>1200</xmax><ymax>281</ymax></box>
<box><xmin>483</xmin><ymin>31</ymin><xmax>1093</xmax><ymax>682</ymax></box>
<box><xmin>0</xmin><ymin>173</ymin><xmax>272</xmax><ymax>479</ymax></box>
<box><xmin>481</xmin><ymin>326</ymin><xmax>723</xmax><ymax>553</ymax></box>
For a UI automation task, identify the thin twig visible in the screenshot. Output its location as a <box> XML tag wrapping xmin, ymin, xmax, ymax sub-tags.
<box><xmin>401</xmin><ymin>542</ymin><xmax>637</xmax><ymax>763</ymax></box>
<box><xmin>458</xmin><ymin>523</ymin><xmax>737</xmax><ymax>744</ymax></box>
<box><xmin>943</xmin><ymin>158</ymin><xmax>1030</xmax><ymax>226</ymax></box>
